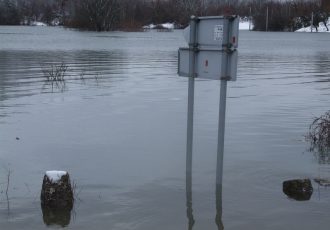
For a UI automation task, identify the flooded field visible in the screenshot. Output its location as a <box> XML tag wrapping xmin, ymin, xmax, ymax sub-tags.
<box><xmin>0</xmin><ymin>26</ymin><xmax>330</xmax><ymax>229</ymax></box>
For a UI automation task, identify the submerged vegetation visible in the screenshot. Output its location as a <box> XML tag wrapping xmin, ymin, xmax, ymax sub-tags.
<box><xmin>41</xmin><ymin>62</ymin><xmax>102</xmax><ymax>92</ymax></box>
<box><xmin>306</xmin><ymin>111</ymin><xmax>330</xmax><ymax>163</ymax></box>
<box><xmin>42</xmin><ymin>62</ymin><xmax>67</xmax><ymax>82</ymax></box>
<box><xmin>42</xmin><ymin>63</ymin><xmax>68</xmax><ymax>92</ymax></box>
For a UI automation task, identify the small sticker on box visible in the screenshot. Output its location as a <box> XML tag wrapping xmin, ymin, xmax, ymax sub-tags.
<box><xmin>214</xmin><ymin>25</ymin><xmax>223</xmax><ymax>41</ymax></box>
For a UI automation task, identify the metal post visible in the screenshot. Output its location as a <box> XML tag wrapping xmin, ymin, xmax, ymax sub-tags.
<box><xmin>188</xmin><ymin>17</ymin><xmax>197</xmax><ymax>79</ymax></box>
<box><xmin>186</xmin><ymin>119</ymin><xmax>195</xmax><ymax>230</ymax></box>
<box><xmin>311</xmin><ymin>12</ymin><xmax>314</xmax><ymax>33</ymax></box>
<box><xmin>186</xmin><ymin>16</ymin><xmax>197</xmax><ymax>181</ymax></box>
<box><xmin>186</xmin><ymin>16</ymin><xmax>197</xmax><ymax>185</ymax></box>
<box><xmin>249</xmin><ymin>7</ymin><xmax>252</xmax><ymax>31</ymax></box>
<box><xmin>186</xmin><ymin>76</ymin><xmax>195</xmax><ymax>219</ymax></box>
<box><xmin>215</xmin><ymin>79</ymin><xmax>227</xmax><ymax>230</ymax></box>
<box><xmin>186</xmin><ymin>77</ymin><xmax>195</xmax><ymax>182</ymax></box>
<box><xmin>266</xmin><ymin>6</ymin><xmax>269</xmax><ymax>32</ymax></box>
<box><xmin>216</xmin><ymin>79</ymin><xmax>227</xmax><ymax>186</ymax></box>
<box><xmin>186</xmin><ymin>16</ymin><xmax>197</xmax><ymax>230</ymax></box>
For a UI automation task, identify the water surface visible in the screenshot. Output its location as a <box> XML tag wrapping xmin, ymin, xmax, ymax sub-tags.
<box><xmin>0</xmin><ymin>26</ymin><xmax>330</xmax><ymax>229</ymax></box>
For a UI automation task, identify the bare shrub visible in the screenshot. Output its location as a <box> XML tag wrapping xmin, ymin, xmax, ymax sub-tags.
<box><xmin>42</xmin><ymin>63</ymin><xmax>68</xmax><ymax>92</ymax></box>
<box><xmin>306</xmin><ymin>111</ymin><xmax>330</xmax><ymax>162</ymax></box>
<box><xmin>42</xmin><ymin>63</ymin><xmax>68</xmax><ymax>82</ymax></box>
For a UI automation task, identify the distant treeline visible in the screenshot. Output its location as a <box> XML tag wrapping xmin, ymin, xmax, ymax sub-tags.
<box><xmin>0</xmin><ymin>0</ymin><xmax>329</xmax><ymax>31</ymax></box>
<box><xmin>250</xmin><ymin>0</ymin><xmax>330</xmax><ymax>31</ymax></box>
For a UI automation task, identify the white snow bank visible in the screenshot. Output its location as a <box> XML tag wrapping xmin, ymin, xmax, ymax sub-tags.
<box><xmin>143</xmin><ymin>22</ymin><xmax>175</xmax><ymax>30</ymax></box>
<box><xmin>161</xmin><ymin>23</ymin><xmax>174</xmax><ymax>29</ymax></box>
<box><xmin>31</xmin><ymin>21</ymin><xmax>47</xmax><ymax>26</ymax></box>
<box><xmin>239</xmin><ymin>21</ymin><xmax>253</xmax><ymax>30</ymax></box>
<box><xmin>143</xmin><ymin>23</ymin><xmax>156</xmax><ymax>29</ymax></box>
<box><xmin>143</xmin><ymin>19</ymin><xmax>253</xmax><ymax>31</ymax></box>
<box><xmin>296</xmin><ymin>18</ymin><xmax>330</xmax><ymax>32</ymax></box>
<box><xmin>46</xmin><ymin>171</ymin><xmax>67</xmax><ymax>183</ymax></box>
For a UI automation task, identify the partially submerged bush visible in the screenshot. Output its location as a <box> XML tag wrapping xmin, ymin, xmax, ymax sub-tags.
<box><xmin>41</xmin><ymin>63</ymin><xmax>68</xmax><ymax>92</ymax></box>
<box><xmin>42</xmin><ymin>63</ymin><xmax>68</xmax><ymax>82</ymax></box>
<box><xmin>306</xmin><ymin>111</ymin><xmax>330</xmax><ymax>156</ymax></box>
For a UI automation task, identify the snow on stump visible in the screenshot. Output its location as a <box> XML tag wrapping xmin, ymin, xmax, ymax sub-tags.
<box><xmin>283</xmin><ymin>179</ymin><xmax>313</xmax><ymax>201</ymax></box>
<box><xmin>41</xmin><ymin>171</ymin><xmax>74</xmax><ymax>209</ymax></box>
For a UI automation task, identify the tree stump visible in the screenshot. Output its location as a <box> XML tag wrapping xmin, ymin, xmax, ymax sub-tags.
<box><xmin>40</xmin><ymin>171</ymin><xmax>74</xmax><ymax>226</ymax></box>
<box><xmin>42</xmin><ymin>205</ymin><xmax>72</xmax><ymax>227</ymax></box>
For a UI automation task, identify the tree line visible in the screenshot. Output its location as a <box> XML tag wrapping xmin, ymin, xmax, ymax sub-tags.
<box><xmin>0</xmin><ymin>0</ymin><xmax>329</xmax><ymax>31</ymax></box>
<box><xmin>250</xmin><ymin>0</ymin><xmax>330</xmax><ymax>31</ymax></box>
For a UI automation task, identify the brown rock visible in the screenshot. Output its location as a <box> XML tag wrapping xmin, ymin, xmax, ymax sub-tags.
<box><xmin>283</xmin><ymin>179</ymin><xmax>313</xmax><ymax>201</ymax></box>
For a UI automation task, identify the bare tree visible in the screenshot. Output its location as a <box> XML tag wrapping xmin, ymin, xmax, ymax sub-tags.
<box><xmin>69</xmin><ymin>0</ymin><xmax>120</xmax><ymax>31</ymax></box>
<box><xmin>180</xmin><ymin>0</ymin><xmax>200</xmax><ymax>17</ymax></box>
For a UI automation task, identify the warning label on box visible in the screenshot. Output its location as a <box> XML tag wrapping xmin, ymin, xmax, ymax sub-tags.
<box><xmin>214</xmin><ymin>25</ymin><xmax>223</xmax><ymax>41</ymax></box>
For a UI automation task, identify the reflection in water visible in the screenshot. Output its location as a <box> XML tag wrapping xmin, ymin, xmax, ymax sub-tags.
<box><xmin>6</xmin><ymin>194</ymin><xmax>10</xmax><ymax>217</ymax></box>
<box><xmin>186</xmin><ymin>176</ymin><xmax>195</xmax><ymax>230</ymax></box>
<box><xmin>314</xmin><ymin>52</ymin><xmax>330</xmax><ymax>83</ymax></box>
<box><xmin>313</xmin><ymin>151</ymin><xmax>330</xmax><ymax>165</ymax></box>
<box><xmin>41</xmin><ymin>205</ymin><xmax>72</xmax><ymax>227</ymax></box>
<box><xmin>215</xmin><ymin>184</ymin><xmax>224</xmax><ymax>230</ymax></box>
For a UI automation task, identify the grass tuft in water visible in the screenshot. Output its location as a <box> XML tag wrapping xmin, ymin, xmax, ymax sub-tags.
<box><xmin>42</xmin><ymin>63</ymin><xmax>68</xmax><ymax>82</ymax></box>
<box><xmin>306</xmin><ymin>111</ymin><xmax>330</xmax><ymax>163</ymax></box>
<box><xmin>42</xmin><ymin>63</ymin><xmax>68</xmax><ymax>92</ymax></box>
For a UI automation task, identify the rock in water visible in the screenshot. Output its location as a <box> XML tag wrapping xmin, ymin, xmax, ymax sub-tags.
<box><xmin>282</xmin><ymin>179</ymin><xmax>313</xmax><ymax>201</ymax></box>
<box><xmin>41</xmin><ymin>171</ymin><xmax>73</xmax><ymax>209</ymax></box>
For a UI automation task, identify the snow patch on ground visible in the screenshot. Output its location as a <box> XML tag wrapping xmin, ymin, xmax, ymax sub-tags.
<box><xmin>143</xmin><ymin>23</ymin><xmax>156</xmax><ymax>29</ymax></box>
<box><xmin>296</xmin><ymin>18</ymin><xmax>330</xmax><ymax>32</ymax></box>
<box><xmin>31</xmin><ymin>21</ymin><xmax>48</xmax><ymax>26</ymax></box>
<box><xmin>239</xmin><ymin>20</ymin><xmax>253</xmax><ymax>30</ymax></box>
<box><xmin>143</xmin><ymin>20</ymin><xmax>253</xmax><ymax>31</ymax></box>
<box><xmin>161</xmin><ymin>23</ymin><xmax>174</xmax><ymax>29</ymax></box>
<box><xmin>143</xmin><ymin>22</ymin><xmax>175</xmax><ymax>30</ymax></box>
<box><xmin>46</xmin><ymin>171</ymin><xmax>67</xmax><ymax>183</ymax></box>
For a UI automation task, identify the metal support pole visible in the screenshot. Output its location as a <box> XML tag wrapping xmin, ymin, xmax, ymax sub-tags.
<box><xmin>186</xmin><ymin>87</ymin><xmax>195</xmax><ymax>228</ymax></box>
<box><xmin>266</xmin><ymin>6</ymin><xmax>269</xmax><ymax>32</ymax></box>
<box><xmin>216</xmin><ymin>79</ymin><xmax>227</xmax><ymax>186</ymax></box>
<box><xmin>249</xmin><ymin>7</ymin><xmax>252</xmax><ymax>31</ymax></box>
<box><xmin>215</xmin><ymin>79</ymin><xmax>227</xmax><ymax>230</ymax></box>
<box><xmin>186</xmin><ymin>16</ymin><xmax>197</xmax><ymax>189</ymax></box>
<box><xmin>311</xmin><ymin>12</ymin><xmax>314</xmax><ymax>33</ymax></box>
<box><xmin>186</xmin><ymin>77</ymin><xmax>195</xmax><ymax>182</ymax></box>
<box><xmin>186</xmin><ymin>16</ymin><xmax>197</xmax><ymax>230</ymax></box>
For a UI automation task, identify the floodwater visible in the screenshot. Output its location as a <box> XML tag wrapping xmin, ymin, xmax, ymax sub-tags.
<box><xmin>0</xmin><ymin>26</ymin><xmax>330</xmax><ymax>229</ymax></box>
